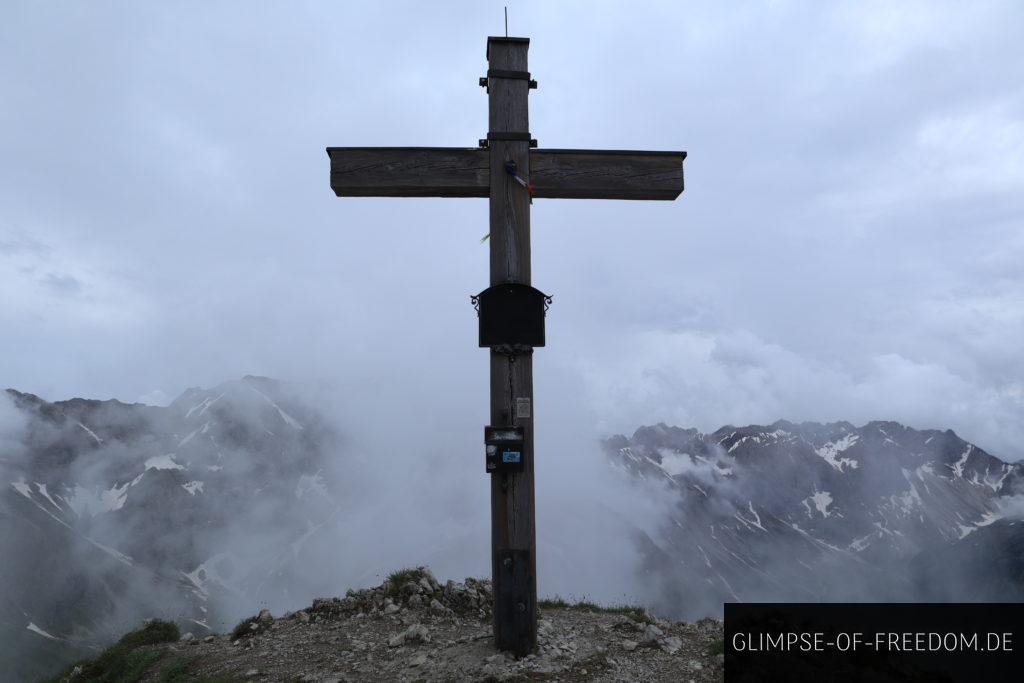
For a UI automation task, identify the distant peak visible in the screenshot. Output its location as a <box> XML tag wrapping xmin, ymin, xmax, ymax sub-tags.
<box><xmin>242</xmin><ymin>375</ymin><xmax>278</xmax><ymax>384</ymax></box>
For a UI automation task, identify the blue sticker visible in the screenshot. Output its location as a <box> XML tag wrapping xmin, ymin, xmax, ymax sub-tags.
<box><xmin>502</xmin><ymin>450</ymin><xmax>521</xmax><ymax>464</ymax></box>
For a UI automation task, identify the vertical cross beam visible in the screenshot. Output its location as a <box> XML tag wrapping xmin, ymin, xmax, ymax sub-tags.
<box><xmin>327</xmin><ymin>31</ymin><xmax>684</xmax><ymax>657</ymax></box>
<box><xmin>486</xmin><ymin>36</ymin><xmax>537</xmax><ymax>655</ymax></box>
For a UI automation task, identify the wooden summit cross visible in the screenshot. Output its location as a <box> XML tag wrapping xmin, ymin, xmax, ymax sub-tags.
<box><xmin>326</xmin><ymin>36</ymin><xmax>685</xmax><ymax>655</ymax></box>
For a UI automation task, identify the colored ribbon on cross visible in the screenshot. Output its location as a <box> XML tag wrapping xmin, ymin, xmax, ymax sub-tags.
<box><xmin>482</xmin><ymin>160</ymin><xmax>534</xmax><ymax>242</ymax></box>
<box><xmin>504</xmin><ymin>160</ymin><xmax>534</xmax><ymax>204</ymax></box>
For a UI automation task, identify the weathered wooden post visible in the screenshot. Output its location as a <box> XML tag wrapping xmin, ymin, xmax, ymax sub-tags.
<box><xmin>484</xmin><ymin>36</ymin><xmax>537</xmax><ymax>654</ymax></box>
<box><xmin>326</xmin><ymin>34</ymin><xmax>685</xmax><ymax>656</ymax></box>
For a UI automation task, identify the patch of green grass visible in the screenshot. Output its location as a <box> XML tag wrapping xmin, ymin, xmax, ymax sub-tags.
<box><xmin>537</xmin><ymin>597</ymin><xmax>570</xmax><ymax>610</ymax></box>
<box><xmin>538</xmin><ymin>595</ymin><xmax>647</xmax><ymax>622</ymax></box>
<box><xmin>42</xmin><ymin>619</ymin><xmax>180</xmax><ymax>683</ymax></box>
<box><xmin>385</xmin><ymin>566</ymin><xmax>428</xmax><ymax>598</ymax></box>
<box><xmin>387</xmin><ymin>566</ymin><xmax>426</xmax><ymax>587</ymax></box>
<box><xmin>599</xmin><ymin>605</ymin><xmax>649</xmax><ymax>622</ymax></box>
<box><xmin>157</xmin><ymin>656</ymin><xmax>243</xmax><ymax>683</ymax></box>
<box><xmin>708</xmin><ymin>637</ymin><xmax>725</xmax><ymax>656</ymax></box>
<box><xmin>119</xmin><ymin>620</ymin><xmax>180</xmax><ymax>649</ymax></box>
<box><xmin>229</xmin><ymin>615</ymin><xmax>268</xmax><ymax>640</ymax></box>
<box><xmin>157</xmin><ymin>657</ymin><xmax>194</xmax><ymax>683</ymax></box>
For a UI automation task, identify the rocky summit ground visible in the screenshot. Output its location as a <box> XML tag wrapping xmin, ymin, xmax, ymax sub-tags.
<box><xmin>52</xmin><ymin>568</ymin><xmax>724</xmax><ymax>683</ymax></box>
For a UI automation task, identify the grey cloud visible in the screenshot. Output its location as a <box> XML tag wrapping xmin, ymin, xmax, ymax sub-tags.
<box><xmin>0</xmin><ymin>1</ymin><xmax>1021</xmax><ymax>463</ymax></box>
<box><xmin>40</xmin><ymin>272</ymin><xmax>83</xmax><ymax>295</ymax></box>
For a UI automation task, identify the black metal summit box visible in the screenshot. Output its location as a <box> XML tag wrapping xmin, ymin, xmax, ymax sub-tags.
<box><xmin>473</xmin><ymin>283</ymin><xmax>550</xmax><ymax>348</ymax></box>
<box><xmin>485</xmin><ymin>425</ymin><xmax>525</xmax><ymax>473</ymax></box>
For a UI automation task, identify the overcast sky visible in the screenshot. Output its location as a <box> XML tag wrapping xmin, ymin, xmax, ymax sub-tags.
<box><xmin>2</xmin><ymin>1</ymin><xmax>1022</xmax><ymax>460</ymax></box>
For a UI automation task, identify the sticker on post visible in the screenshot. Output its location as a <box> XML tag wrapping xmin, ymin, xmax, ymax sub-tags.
<box><xmin>515</xmin><ymin>398</ymin><xmax>531</xmax><ymax>419</ymax></box>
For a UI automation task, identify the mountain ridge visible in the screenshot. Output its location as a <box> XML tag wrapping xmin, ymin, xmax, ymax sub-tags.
<box><xmin>3</xmin><ymin>378</ymin><xmax>1022</xmax><ymax>680</ymax></box>
<box><xmin>605</xmin><ymin>416</ymin><xmax>1022</xmax><ymax>617</ymax></box>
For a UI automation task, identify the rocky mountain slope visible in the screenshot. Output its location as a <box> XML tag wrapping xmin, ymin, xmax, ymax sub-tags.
<box><xmin>52</xmin><ymin>568</ymin><xmax>724</xmax><ymax>683</ymax></box>
<box><xmin>4</xmin><ymin>377</ymin><xmax>1022</xmax><ymax>680</ymax></box>
<box><xmin>0</xmin><ymin>376</ymin><xmax>342</xmax><ymax>681</ymax></box>
<box><xmin>606</xmin><ymin>420</ymin><xmax>1023</xmax><ymax>616</ymax></box>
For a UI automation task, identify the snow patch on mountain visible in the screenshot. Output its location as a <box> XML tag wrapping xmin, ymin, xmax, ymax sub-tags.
<box><xmin>37</xmin><ymin>483</ymin><xmax>64</xmax><ymax>511</ymax></box>
<box><xmin>804</xmin><ymin>490</ymin><xmax>833</xmax><ymax>518</ymax></box>
<box><xmin>250</xmin><ymin>387</ymin><xmax>303</xmax><ymax>430</ymax></box>
<box><xmin>185</xmin><ymin>393</ymin><xmax>224</xmax><ymax>420</ymax></box>
<box><xmin>26</xmin><ymin>623</ymin><xmax>57</xmax><ymax>640</ymax></box>
<box><xmin>64</xmin><ymin>482</ymin><xmax>131</xmax><ymax>516</ymax></box>
<box><xmin>957</xmin><ymin>510</ymin><xmax>1003</xmax><ymax>539</ymax></box>
<box><xmin>734</xmin><ymin>502</ymin><xmax>766</xmax><ymax>531</ymax></box>
<box><xmin>102</xmin><ymin>482</ymin><xmax>130</xmax><ymax>512</ymax></box>
<box><xmin>86</xmin><ymin>537</ymin><xmax>133</xmax><ymax>566</ymax></box>
<box><xmin>182</xmin><ymin>481</ymin><xmax>204</xmax><ymax>496</ymax></box>
<box><xmin>848</xmin><ymin>533</ymin><xmax>873</xmax><ymax>552</ymax></box>
<box><xmin>178</xmin><ymin>428</ymin><xmax>201</xmax><ymax>447</ymax></box>
<box><xmin>914</xmin><ymin>463</ymin><xmax>935</xmax><ymax>480</ymax></box>
<box><xmin>789</xmin><ymin>522</ymin><xmax>851</xmax><ymax>555</ymax></box>
<box><xmin>727</xmin><ymin>430</ymin><xmax>788</xmax><ymax>453</ymax></box>
<box><xmin>980</xmin><ymin>464</ymin><xmax>1012</xmax><ymax>492</ymax></box>
<box><xmin>184</xmin><ymin>552</ymin><xmax>241</xmax><ymax>599</ymax></box>
<box><xmin>814</xmin><ymin>433</ymin><xmax>860</xmax><ymax>472</ymax></box>
<box><xmin>11</xmin><ymin>478</ymin><xmax>31</xmax><ymax>498</ymax></box>
<box><xmin>976</xmin><ymin>511</ymin><xmax>1001</xmax><ymax>528</ymax></box>
<box><xmin>895</xmin><ymin>469</ymin><xmax>924</xmax><ymax>513</ymax></box>
<box><xmin>950</xmin><ymin>445</ymin><xmax>973</xmax><ymax>478</ymax></box>
<box><xmin>145</xmin><ymin>453</ymin><xmax>184</xmax><ymax>471</ymax></box>
<box><xmin>76</xmin><ymin>421</ymin><xmax>103</xmax><ymax>445</ymax></box>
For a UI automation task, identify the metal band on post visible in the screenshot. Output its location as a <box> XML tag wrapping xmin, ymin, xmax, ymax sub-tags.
<box><xmin>483</xmin><ymin>132</ymin><xmax>538</xmax><ymax>148</ymax></box>
<box><xmin>488</xmin><ymin>69</ymin><xmax>531</xmax><ymax>81</ymax></box>
<box><xmin>479</xmin><ymin>69</ymin><xmax>538</xmax><ymax>91</ymax></box>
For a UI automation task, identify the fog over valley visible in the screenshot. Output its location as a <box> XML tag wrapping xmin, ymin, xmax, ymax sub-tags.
<box><xmin>2</xmin><ymin>1</ymin><xmax>1023</xmax><ymax>681</ymax></box>
<box><xmin>2</xmin><ymin>377</ymin><xmax>1023</xmax><ymax>678</ymax></box>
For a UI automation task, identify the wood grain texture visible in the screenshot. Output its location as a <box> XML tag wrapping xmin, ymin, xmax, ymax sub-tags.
<box><xmin>327</xmin><ymin>147</ymin><xmax>488</xmax><ymax>197</ymax></box>
<box><xmin>530</xmin><ymin>149</ymin><xmax>686</xmax><ymax>200</ymax></box>
<box><xmin>326</xmin><ymin>147</ymin><xmax>686</xmax><ymax>201</ymax></box>
<box><xmin>325</xmin><ymin>30</ymin><xmax>687</xmax><ymax>661</ymax></box>
<box><xmin>487</xmin><ymin>36</ymin><xmax>538</xmax><ymax>657</ymax></box>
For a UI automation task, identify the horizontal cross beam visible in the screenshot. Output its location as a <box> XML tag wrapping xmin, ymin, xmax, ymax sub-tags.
<box><xmin>327</xmin><ymin>147</ymin><xmax>686</xmax><ymax>200</ymax></box>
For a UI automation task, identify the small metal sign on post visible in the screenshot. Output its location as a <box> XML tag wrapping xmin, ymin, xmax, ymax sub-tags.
<box><xmin>515</xmin><ymin>398</ymin><xmax>531</xmax><ymax>419</ymax></box>
<box><xmin>327</xmin><ymin>35</ymin><xmax>685</xmax><ymax>656</ymax></box>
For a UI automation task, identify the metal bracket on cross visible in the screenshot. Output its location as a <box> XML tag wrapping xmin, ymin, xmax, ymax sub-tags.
<box><xmin>479</xmin><ymin>69</ymin><xmax>538</xmax><ymax>92</ymax></box>
<box><xmin>478</xmin><ymin>132</ymin><xmax>538</xmax><ymax>149</ymax></box>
